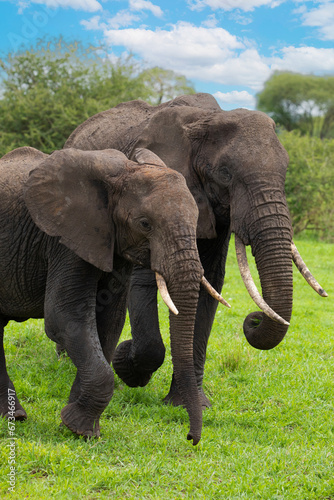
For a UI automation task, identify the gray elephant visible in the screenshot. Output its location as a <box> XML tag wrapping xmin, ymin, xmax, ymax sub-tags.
<box><xmin>0</xmin><ymin>146</ymin><xmax>224</xmax><ymax>444</ymax></box>
<box><xmin>64</xmin><ymin>93</ymin><xmax>327</xmax><ymax>407</ymax></box>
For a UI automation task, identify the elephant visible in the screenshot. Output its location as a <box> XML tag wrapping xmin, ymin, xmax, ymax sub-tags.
<box><xmin>0</xmin><ymin>145</ymin><xmax>225</xmax><ymax>444</ymax></box>
<box><xmin>64</xmin><ymin>93</ymin><xmax>328</xmax><ymax>408</ymax></box>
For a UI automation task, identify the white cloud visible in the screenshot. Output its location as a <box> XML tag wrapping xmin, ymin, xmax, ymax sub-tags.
<box><xmin>81</xmin><ymin>15</ymin><xmax>104</xmax><ymax>30</ymax></box>
<box><xmin>201</xmin><ymin>49</ymin><xmax>271</xmax><ymax>89</ymax></box>
<box><xmin>214</xmin><ymin>90</ymin><xmax>256</xmax><ymax>109</ymax></box>
<box><xmin>81</xmin><ymin>0</ymin><xmax>163</xmax><ymax>33</ymax></box>
<box><xmin>101</xmin><ymin>22</ymin><xmax>275</xmax><ymax>89</ymax></box>
<box><xmin>85</xmin><ymin>19</ymin><xmax>334</xmax><ymax>94</ymax></box>
<box><xmin>228</xmin><ymin>10</ymin><xmax>253</xmax><ymax>24</ymax></box>
<box><xmin>188</xmin><ymin>0</ymin><xmax>285</xmax><ymax>12</ymax></box>
<box><xmin>104</xmin><ymin>22</ymin><xmax>245</xmax><ymax>68</ymax></box>
<box><xmin>109</xmin><ymin>12</ymin><xmax>140</xmax><ymax>29</ymax></box>
<box><xmin>82</xmin><ymin>11</ymin><xmax>141</xmax><ymax>30</ymax></box>
<box><xmin>299</xmin><ymin>2</ymin><xmax>334</xmax><ymax>40</ymax></box>
<box><xmin>129</xmin><ymin>0</ymin><xmax>164</xmax><ymax>18</ymax></box>
<box><xmin>202</xmin><ymin>14</ymin><xmax>219</xmax><ymax>27</ymax></box>
<box><xmin>271</xmin><ymin>46</ymin><xmax>334</xmax><ymax>74</ymax></box>
<box><xmin>25</xmin><ymin>0</ymin><xmax>102</xmax><ymax>11</ymax></box>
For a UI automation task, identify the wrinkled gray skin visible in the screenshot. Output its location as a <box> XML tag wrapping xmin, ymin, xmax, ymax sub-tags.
<box><xmin>64</xmin><ymin>93</ymin><xmax>293</xmax><ymax>407</ymax></box>
<box><xmin>0</xmin><ymin>146</ymin><xmax>204</xmax><ymax>444</ymax></box>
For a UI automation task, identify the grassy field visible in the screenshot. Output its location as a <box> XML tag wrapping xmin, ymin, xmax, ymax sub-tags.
<box><xmin>0</xmin><ymin>238</ymin><xmax>333</xmax><ymax>499</ymax></box>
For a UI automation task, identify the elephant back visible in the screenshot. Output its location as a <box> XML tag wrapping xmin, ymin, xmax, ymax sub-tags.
<box><xmin>64</xmin><ymin>100</ymin><xmax>158</xmax><ymax>153</ymax></box>
<box><xmin>0</xmin><ymin>147</ymin><xmax>48</xmax><ymax>187</ymax></box>
<box><xmin>64</xmin><ymin>93</ymin><xmax>222</xmax><ymax>154</ymax></box>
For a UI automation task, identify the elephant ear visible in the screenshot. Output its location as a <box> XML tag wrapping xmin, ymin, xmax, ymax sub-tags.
<box><xmin>24</xmin><ymin>148</ymin><xmax>127</xmax><ymax>272</ymax></box>
<box><xmin>132</xmin><ymin>148</ymin><xmax>167</xmax><ymax>168</ymax></box>
<box><xmin>132</xmin><ymin>107</ymin><xmax>217</xmax><ymax>239</ymax></box>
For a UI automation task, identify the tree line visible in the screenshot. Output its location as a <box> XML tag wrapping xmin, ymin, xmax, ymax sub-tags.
<box><xmin>257</xmin><ymin>71</ymin><xmax>334</xmax><ymax>139</ymax></box>
<box><xmin>0</xmin><ymin>38</ymin><xmax>195</xmax><ymax>155</ymax></box>
<box><xmin>256</xmin><ymin>72</ymin><xmax>334</xmax><ymax>242</ymax></box>
<box><xmin>0</xmin><ymin>40</ymin><xmax>333</xmax><ymax>241</ymax></box>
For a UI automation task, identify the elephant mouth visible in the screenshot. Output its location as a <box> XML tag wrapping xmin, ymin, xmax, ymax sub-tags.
<box><xmin>122</xmin><ymin>246</ymin><xmax>151</xmax><ymax>269</ymax></box>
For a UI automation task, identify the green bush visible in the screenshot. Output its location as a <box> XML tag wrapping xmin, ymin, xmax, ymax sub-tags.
<box><xmin>0</xmin><ymin>38</ymin><xmax>194</xmax><ymax>157</ymax></box>
<box><xmin>280</xmin><ymin>131</ymin><xmax>334</xmax><ymax>242</ymax></box>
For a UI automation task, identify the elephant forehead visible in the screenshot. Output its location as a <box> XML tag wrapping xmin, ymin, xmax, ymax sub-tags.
<box><xmin>196</xmin><ymin>109</ymin><xmax>281</xmax><ymax>158</ymax></box>
<box><xmin>157</xmin><ymin>192</ymin><xmax>199</xmax><ymax>225</ymax></box>
<box><xmin>124</xmin><ymin>173</ymin><xmax>197</xmax><ymax>217</ymax></box>
<box><xmin>216</xmin><ymin>112</ymin><xmax>287</xmax><ymax>160</ymax></box>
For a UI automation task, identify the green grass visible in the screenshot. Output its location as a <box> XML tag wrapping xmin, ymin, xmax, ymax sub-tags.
<box><xmin>0</xmin><ymin>238</ymin><xmax>333</xmax><ymax>499</ymax></box>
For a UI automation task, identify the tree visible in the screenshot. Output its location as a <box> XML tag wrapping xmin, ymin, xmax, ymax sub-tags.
<box><xmin>256</xmin><ymin>72</ymin><xmax>334</xmax><ymax>138</ymax></box>
<box><xmin>0</xmin><ymin>39</ymin><xmax>147</xmax><ymax>155</ymax></box>
<box><xmin>140</xmin><ymin>67</ymin><xmax>195</xmax><ymax>105</ymax></box>
<box><xmin>0</xmin><ymin>38</ymin><xmax>195</xmax><ymax>156</ymax></box>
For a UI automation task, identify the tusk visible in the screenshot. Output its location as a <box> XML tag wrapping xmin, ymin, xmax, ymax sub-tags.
<box><xmin>291</xmin><ymin>242</ymin><xmax>328</xmax><ymax>297</ymax></box>
<box><xmin>201</xmin><ymin>276</ymin><xmax>231</xmax><ymax>308</ymax></box>
<box><xmin>235</xmin><ymin>235</ymin><xmax>290</xmax><ymax>326</ymax></box>
<box><xmin>155</xmin><ymin>272</ymin><xmax>179</xmax><ymax>315</ymax></box>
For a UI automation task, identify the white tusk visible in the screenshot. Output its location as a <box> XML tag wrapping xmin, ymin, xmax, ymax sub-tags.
<box><xmin>200</xmin><ymin>276</ymin><xmax>231</xmax><ymax>308</ymax></box>
<box><xmin>291</xmin><ymin>242</ymin><xmax>328</xmax><ymax>297</ymax></box>
<box><xmin>155</xmin><ymin>272</ymin><xmax>179</xmax><ymax>315</ymax></box>
<box><xmin>235</xmin><ymin>235</ymin><xmax>290</xmax><ymax>326</ymax></box>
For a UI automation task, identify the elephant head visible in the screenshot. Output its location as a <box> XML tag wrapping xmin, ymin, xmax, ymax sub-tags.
<box><xmin>65</xmin><ymin>94</ymin><xmax>327</xmax><ymax>353</ymax></box>
<box><xmin>24</xmin><ymin>146</ymin><xmax>226</xmax><ymax>443</ymax></box>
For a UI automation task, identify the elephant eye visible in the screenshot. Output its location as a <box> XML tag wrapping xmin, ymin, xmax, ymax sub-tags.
<box><xmin>139</xmin><ymin>219</ymin><xmax>152</xmax><ymax>232</ymax></box>
<box><xmin>220</xmin><ymin>166</ymin><xmax>232</xmax><ymax>182</ymax></box>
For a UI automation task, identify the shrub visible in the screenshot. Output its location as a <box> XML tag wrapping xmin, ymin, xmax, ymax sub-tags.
<box><xmin>280</xmin><ymin>131</ymin><xmax>334</xmax><ymax>242</ymax></box>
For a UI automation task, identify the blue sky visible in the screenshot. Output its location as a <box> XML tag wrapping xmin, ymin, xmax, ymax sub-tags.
<box><xmin>0</xmin><ymin>0</ymin><xmax>333</xmax><ymax>109</ymax></box>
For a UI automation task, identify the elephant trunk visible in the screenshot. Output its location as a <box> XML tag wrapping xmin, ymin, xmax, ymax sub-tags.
<box><xmin>241</xmin><ymin>229</ymin><xmax>293</xmax><ymax>350</ymax></box>
<box><xmin>166</xmin><ymin>260</ymin><xmax>203</xmax><ymax>445</ymax></box>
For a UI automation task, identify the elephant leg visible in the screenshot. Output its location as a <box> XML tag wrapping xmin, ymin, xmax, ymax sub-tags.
<box><xmin>112</xmin><ymin>266</ymin><xmax>165</xmax><ymax>388</ymax></box>
<box><xmin>68</xmin><ymin>262</ymin><xmax>132</xmax><ymax>403</ymax></box>
<box><xmin>0</xmin><ymin>317</ymin><xmax>27</xmax><ymax>420</ymax></box>
<box><xmin>45</xmin><ymin>255</ymin><xmax>114</xmax><ymax>438</ymax></box>
<box><xmin>164</xmin><ymin>228</ymin><xmax>231</xmax><ymax>408</ymax></box>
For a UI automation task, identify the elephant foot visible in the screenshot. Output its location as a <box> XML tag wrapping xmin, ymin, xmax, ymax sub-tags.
<box><xmin>0</xmin><ymin>392</ymin><xmax>28</xmax><ymax>420</ymax></box>
<box><xmin>1</xmin><ymin>406</ymin><xmax>27</xmax><ymax>420</ymax></box>
<box><xmin>113</xmin><ymin>339</ymin><xmax>163</xmax><ymax>388</ymax></box>
<box><xmin>60</xmin><ymin>402</ymin><xmax>100</xmax><ymax>438</ymax></box>
<box><xmin>163</xmin><ymin>379</ymin><xmax>212</xmax><ymax>409</ymax></box>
